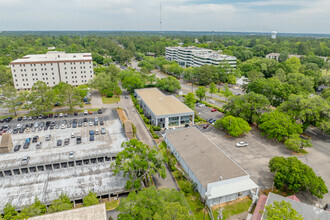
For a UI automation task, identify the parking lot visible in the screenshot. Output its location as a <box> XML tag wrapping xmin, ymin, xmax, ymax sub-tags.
<box><xmin>195</xmin><ymin>105</ymin><xmax>224</xmax><ymax>121</ymax></box>
<box><xmin>198</xmin><ymin>124</ymin><xmax>330</xmax><ymax>206</ymax></box>
<box><xmin>0</xmin><ymin>108</ymin><xmax>129</xmax><ymax>210</ymax></box>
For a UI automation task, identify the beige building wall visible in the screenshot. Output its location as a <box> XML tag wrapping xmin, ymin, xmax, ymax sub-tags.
<box><xmin>0</xmin><ymin>133</ymin><xmax>13</xmax><ymax>154</ymax></box>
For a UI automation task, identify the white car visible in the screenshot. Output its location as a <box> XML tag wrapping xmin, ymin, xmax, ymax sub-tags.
<box><xmin>17</xmin><ymin>124</ymin><xmax>22</xmax><ymax>129</ymax></box>
<box><xmin>45</xmin><ymin>134</ymin><xmax>51</xmax><ymax>141</ymax></box>
<box><xmin>236</xmin><ymin>142</ymin><xmax>248</xmax><ymax>147</ymax></box>
<box><xmin>209</xmin><ymin>99</ymin><xmax>215</xmax><ymax>104</ymax></box>
<box><xmin>84</xmin><ymin>110</ymin><xmax>88</xmax><ymax>115</ymax></box>
<box><xmin>21</xmin><ymin>156</ymin><xmax>30</xmax><ymax>166</ymax></box>
<box><xmin>60</xmin><ymin>124</ymin><xmax>66</xmax><ymax>129</ymax></box>
<box><xmin>59</xmin><ymin>113</ymin><xmax>63</xmax><ymax>117</ymax></box>
<box><xmin>69</xmin><ymin>151</ymin><xmax>74</xmax><ymax>159</ymax></box>
<box><xmin>71</xmin><ymin>132</ymin><xmax>76</xmax><ymax>138</ymax></box>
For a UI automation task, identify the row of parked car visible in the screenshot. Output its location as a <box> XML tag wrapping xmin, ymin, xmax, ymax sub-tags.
<box><xmin>0</xmin><ymin>117</ymin><xmax>105</xmax><ymax>135</ymax></box>
<box><xmin>0</xmin><ymin>109</ymin><xmax>103</xmax><ymax>124</ymax></box>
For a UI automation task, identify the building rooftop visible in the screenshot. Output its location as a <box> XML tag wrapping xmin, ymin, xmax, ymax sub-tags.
<box><xmin>262</xmin><ymin>193</ymin><xmax>330</xmax><ymax>220</ymax></box>
<box><xmin>135</xmin><ymin>88</ymin><xmax>194</xmax><ymax>116</ymax></box>
<box><xmin>30</xmin><ymin>203</ymin><xmax>107</xmax><ymax>220</ymax></box>
<box><xmin>194</xmin><ymin>52</ymin><xmax>237</xmax><ymax>61</ymax></box>
<box><xmin>10</xmin><ymin>51</ymin><xmax>92</xmax><ymax>64</ymax></box>
<box><xmin>165</xmin><ymin>127</ymin><xmax>247</xmax><ymax>189</ymax></box>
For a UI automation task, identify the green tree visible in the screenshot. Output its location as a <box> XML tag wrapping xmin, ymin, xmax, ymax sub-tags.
<box><xmin>18</xmin><ymin>197</ymin><xmax>47</xmax><ymax>219</ymax></box>
<box><xmin>193</xmin><ymin>65</ymin><xmax>219</xmax><ymax>85</ymax></box>
<box><xmin>226</xmin><ymin>74</ymin><xmax>237</xmax><ymax>84</ymax></box>
<box><xmin>219</xmin><ymin>84</ymin><xmax>233</xmax><ymax>101</ymax></box>
<box><xmin>278</xmin><ymin>95</ymin><xmax>329</xmax><ymax>129</ymax></box>
<box><xmin>89</xmin><ymin>72</ymin><xmax>121</xmax><ymax>96</ymax></box>
<box><xmin>156</xmin><ymin>76</ymin><xmax>181</xmax><ymax>93</ymax></box>
<box><xmin>223</xmin><ymin>92</ymin><xmax>269</xmax><ymax>123</ymax></box>
<box><xmin>83</xmin><ymin>191</ymin><xmax>99</xmax><ymax>207</ymax></box>
<box><xmin>117</xmin><ymin>186</ymin><xmax>192</xmax><ymax>220</ymax></box>
<box><xmin>214</xmin><ymin>116</ymin><xmax>251</xmax><ymax>137</ymax></box>
<box><xmin>0</xmin><ymin>65</ymin><xmax>13</xmax><ymax>86</ymax></box>
<box><xmin>286</xmin><ymin>72</ymin><xmax>314</xmax><ymax>95</ymax></box>
<box><xmin>184</xmin><ymin>93</ymin><xmax>196</xmax><ymax>110</ymax></box>
<box><xmin>284</xmin><ymin>134</ymin><xmax>312</xmax><ymax>152</ymax></box>
<box><xmin>263</xmin><ymin>200</ymin><xmax>303</xmax><ymax>220</ymax></box>
<box><xmin>284</xmin><ymin>57</ymin><xmax>301</xmax><ymax>73</ymax></box>
<box><xmin>48</xmin><ymin>192</ymin><xmax>73</xmax><ymax>213</ymax></box>
<box><xmin>112</xmin><ymin>139</ymin><xmax>166</xmax><ymax>190</ymax></box>
<box><xmin>54</xmin><ymin>82</ymin><xmax>82</xmax><ymax>111</ymax></box>
<box><xmin>195</xmin><ymin>86</ymin><xmax>206</xmax><ymax>101</ymax></box>
<box><xmin>258</xmin><ymin>111</ymin><xmax>303</xmax><ymax>142</ymax></box>
<box><xmin>2</xmin><ymin>203</ymin><xmax>18</xmax><ymax>220</ymax></box>
<box><xmin>76</xmin><ymin>84</ymin><xmax>89</xmax><ymax>99</ymax></box>
<box><xmin>269</xmin><ymin>157</ymin><xmax>328</xmax><ymax>198</ymax></box>
<box><xmin>1</xmin><ymin>86</ymin><xmax>25</xmax><ymax>116</ymax></box>
<box><xmin>209</xmin><ymin>82</ymin><xmax>217</xmax><ymax>98</ymax></box>
<box><xmin>28</xmin><ymin>81</ymin><xmax>55</xmax><ymax>114</ymax></box>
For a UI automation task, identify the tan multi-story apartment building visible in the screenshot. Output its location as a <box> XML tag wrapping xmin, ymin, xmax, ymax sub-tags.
<box><xmin>10</xmin><ymin>51</ymin><xmax>94</xmax><ymax>90</ymax></box>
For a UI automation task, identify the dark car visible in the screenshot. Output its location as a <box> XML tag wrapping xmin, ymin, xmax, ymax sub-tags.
<box><xmin>14</xmin><ymin>145</ymin><xmax>21</xmax><ymax>151</ymax></box>
<box><xmin>57</xmin><ymin>139</ymin><xmax>62</xmax><ymax>146</ymax></box>
<box><xmin>100</xmin><ymin>120</ymin><xmax>104</xmax><ymax>125</ymax></box>
<box><xmin>17</xmin><ymin>116</ymin><xmax>23</xmax><ymax>121</ymax></box>
<box><xmin>54</xmin><ymin>113</ymin><xmax>58</xmax><ymax>118</ymax></box>
<box><xmin>0</xmin><ymin>119</ymin><xmax>4</xmax><ymax>123</ymax></box>
<box><xmin>94</xmin><ymin>121</ymin><xmax>98</xmax><ymax>126</ymax></box>
<box><xmin>98</xmin><ymin>109</ymin><xmax>103</xmax><ymax>114</ymax></box>
<box><xmin>5</xmin><ymin>117</ymin><xmax>13</xmax><ymax>122</ymax></box>
<box><xmin>13</xmin><ymin>129</ymin><xmax>19</xmax><ymax>134</ymax></box>
<box><xmin>64</xmin><ymin>138</ymin><xmax>70</xmax><ymax>145</ymax></box>
<box><xmin>78</xmin><ymin>121</ymin><xmax>82</xmax><ymax>127</ymax></box>
<box><xmin>50</xmin><ymin>125</ymin><xmax>55</xmax><ymax>130</ymax></box>
<box><xmin>32</xmin><ymin>115</ymin><xmax>38</xmax><ymax>120</ymax></box>
<box><xmin>32</xmin><ymin>136</ymin><xmax>39</xmax><ymax>143</ymax></box>
<box><xmin>38</xmin><ymin>114</ymin><xmax>43</xmax><ymax>119</ymax></box>
<box><xmin>83</xmin><ymin>118</ymin><xmax>88</xmax><ymax>122</ymax></box>
<box><xmin>19</xmin><ymin>128</ymin><xmax>25</xmax><ymax>133</ymax></box>
<box><xmin>76</xmin><ymin>136</ymin><xmax>82</xmax><ymax>144</ymax></box>
<box><xmin>90</xmin><ymin>135</ymin><xmax>94</xmax><ymax>141</ymax></box>
<box><xmin>74</xmin><ymin>112</ymin><xmax>78</xmax><ymax>116</ymax></box>
<box><xmin>44</xmin><ymin>126</ymin><xmax>49</xmax><ymax>131</ymax></box>
<box><xmin>203</xmin><ymin>124</ymin><xmax>210</xmax><ymax>129</ymax></box>
<box><xmin>23</xmin><ymin>142</ymin><xmax>29</xmax><ymax>149</ymax></box>
<box><xmin>46</xmin><ymin>121</ymin><xmax>51</xmax><ymax>126</ymax></box>
<box><xmin>43</xmin><ymin>115</ymin><xmax>48</xmax><ymax>119</ymax></box>
<box><xmin>72</xmin><ymin>122</ymin><xmax>77</xmax><ymax>128</ymax></box>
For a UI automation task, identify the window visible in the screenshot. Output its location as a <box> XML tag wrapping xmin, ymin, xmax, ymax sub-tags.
<box><xmin>238</xmin><ymin>192</ymin><xmax>242</xmax><ymax>197</ymax></box>
<box><xmin>52</xmin><ymin>73</ymin><xmax>54</xmax><ymax>75</ymax></box>
<box><xmin>13</xmin><ymin>70</ymin><xmax>16</xmax><ymax>72</ymax></box>
<box><xmin>45</xmin><ymin>68</ymin><xmax>47</xmax><ymax>70</ymax></box>
<box><xmin>51</xmin><ymin>63</ymin><xmax>53</xmax><ymax>66</ymax></box>
<box><xmin>64</xmin><ymin>67</ymin><xmax>66</xmax><ymax>70</ymax></box>
<box><xmin>22</xmin><ymin>79</ymin><xmax>24</xmax><ymax>81</ymax></box>
<box><xmin>16</xmin><ymin>84</ymin><xmax>18</xmax><ymax>87</ymax></box>
<box><xmin>30</xmin><ymin>64</ymin><xmax>32</xmax><ymax>66</ymax></box>
<box><xmin>15</xmin><ymin>79</ymin><xmax>17</xmax><ymax>82</ymax></box>
<box><xmin>14</xmin><ymin>74</ymin><xmax>16</xmax><ymax>77</ymax></box>
<box><xmin>25</xmin><ymin>74</ymin><xmax>27</xmax><ymax>76</ymax></box>
<box><xmin>53</xmin><ymin>77</ymin><xmax>55</xmax><ymax>80</ymax></box>
<box><xmin>41</xmin><ymin>68</ymin><xmax>43</xmax><ymax>71</ymax></box>
<box><xmin>64</xmin><ymin>62</ymin><xmax>66</xmax><ymax>65</ymax></box>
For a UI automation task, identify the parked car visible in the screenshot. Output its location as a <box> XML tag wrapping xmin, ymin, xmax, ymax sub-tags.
<box><xmin>211</xmin><ymin>108</ymin><xmax>217</xmax><ymax>112</ymax></box>
<box><xmin>95</xmin><ymin>129</ymin><xmax>99</xmax><ymax>135</ymax></box>
<box><xmin>209</xmin><ymin>99</ymin><xmax>215</xmax><ymax>104</ymax></box>
<box><xmin>98</xmin><ymin>109</ymin><xmax>103</xmax><ymax>114</ymax></box>
<box><xmin>89</xmin><ymin>121</ymin><xmax>93</xmax><ymax>126</ymax></box>
<box><xmin>23</xmin><ymin>142</ymin><xmax>29</xmax><ymax>149</ymax></box>
<box><xmin>60</xmin><ymin>124</ymin><xmax>66</xmax><ymax>129</ymax></box>
<box><xmin>32</xmin><ymin>136</ymin><xmax>39</xmax><ymax>143</ymax></box>
<box><xmin>90</xmin><ymin>135</ymin><xmax>94</xmax><ymax>141</ymax></box>
<box><xmin>100</xmin><ymin>120</ymin><xmax>104</xmax><ymax>125</ymax></box>
<box><xmin>59</xmin><ymin>113</ymin><xmax>63</xmax><ymax>118</ymax></box>
<box><xmin>34</xmin><ymin>122</ymin><xmax>39</xmax><ymax>128</ymax></box>
<box><xmin>54</xmin><ymin>113</ymin><xmax>58</xmax><ymax>118</ymax></box>
<box><xmin>64</xmin><ymin>138</ymin><xmax>70</xmax><ymax>145</ymax></box>
<box><xmin>23</xmin><ymin>116</ymin><xmax>27</xmax><ymax>121</ymax></box>
<box><xmin>88</xmin><ymin>110</ymin><xmax>93</xmax><ymax>115</ymax></box>
<box><xmin>71</xmin><ymin>133</ymin><xmax>76</xmax><ymax>138</ymax></box>
<box><xmin>74</xmin><ymin>112</ymin><xmax>78</xmax><ymax>116</ymax></box>
<box><xmin>83</xmin><ymin>118</ymin><xmax>88</xmax><ymax>122</ymax></box>
<box><xmin>236</xmin><ymin>142</ymin><xmax>248</xmax><ymax>147</ymax></box>
<box><xmin>101</xmin><ymin>128</ymin><xmax>106</xmax><ymax>134</ymax></box>
<box><xmin>17</xmin><ymin>116</ymin><xmax>23</xmax><ymax>121</ymax></box>
<box><xmin>49</xmin><ymin>113</ymin><xmax>53</xmax><ymax>118</ymax></box>
<box><xmin>32</xmin><ymin>115</ymin><xmax>38</xmax><ymax>120</ymax></box>
<box><xmin>94</xmin><ymin>121</ymin><xmax>98</xmax><ymax>126</ymax></box>
<box><xmin>94</xmin><ymin>117</ymin><xmax>99</xmax><ymax>122</ymax></box>
<box><xmin>17</xmin><ymin>124</ymin><xmax>22</xmax><ymax>129</ymax></box>
<box><xmin>43</xmin><ymin>115</ymin><xmax>48</xmax><ymax>119</ymax></box>
<box><xmin>45</xmin><ymin>134</ymin><xmax>51</xmax><ymax>141</ymax></box>
<box><xmin>72</xmin><ymin>122</ymin><xmax>77</xmax><ymax>128</ymax></box>
<box><xmin>36</xmin><ymin>142</ymin><xmax>42</xmax><ymax>149</ymax></box>
<box><xmin>78</xmin><ymin>121</ymin><xmax>82</xmax><ymax>127</ymax></box>
<box><xmin>69</xmin><ymin>151</ymin><xmax>74</xmax><ymax>159</ymax></box>
<box><xmin>57</xmin><ymin>139</ymin><xmax>62</xmax><ymax>146</ymax></box>
<box><xmin>64</xmin><ymin>113</ymin><xmax>68</xmax><ymax>117</ymax></box>
<box><xmin>38</xmin><ymin>114</ymin><xmax>43</xmax><ymax>119</ymax></box>
<box><xmin>83</xmin><ymin>122</ymin><xmax>88</xmax><ymax>127</ymax></box>
<box><xmin>21</xmin><ymin>156</ymin><xmax>30</xmax><ymax>166</ymax></box>
<box><xmin>203</xmin><ymin>124</ymin><xmax>209</xmax><ymax>129</ymax></box>
<box><xmin>0</xmin><ymin>119</ymin><xmax>4</xmax><ymax>123</ymax></box>
<box><xmin>89</xmin><ymin>130</ymin><xmax>94</xmax><ymax>135</ymax></box>
<box><xmin>76</xmin><ymin>136</ymin><xmax>82</xmax><ymax>144</ymax></box>
<box><xmin>14</xmin><ymin>145</ymin><xmax>21</xmax><ymax>152</ymax></box>
<box><xmin>84</xmin><ymin>110</ymin><xmax>88</xmax><ymax>115</ymax></box>
<box><xmin>125</xmin><ymin>95</ymin><xmax>129</xmax><ymax>99</ymax></box>
<box><xmin>28</xmin><ymin>116</ymin><xmax>33</xmax><ymax>120</ymax></box>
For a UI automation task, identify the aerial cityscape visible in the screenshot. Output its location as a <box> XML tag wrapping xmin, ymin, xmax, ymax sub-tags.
<box><xmin>0</xmin><ymin>0</ymin><xmax>329</xmax><ymax>220</ymax></box>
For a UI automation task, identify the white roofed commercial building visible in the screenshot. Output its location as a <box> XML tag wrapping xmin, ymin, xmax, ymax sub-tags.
<box><xmin>135</xmin><ymin>88</ymin><xmax>194</xmax><ymax>129</ymax></box>
<box><xmin>164</xmin><ymin>127</ymin><xmax>258</xmax><ymax>207</ymax></box>
<box><xmin>165</xmin><ymin>46</ymin><xmax>237</xmax><ymax>68</ymax></box>
<box><xmin>10</xmin><ymin>51</ymin><xmax>94</xmax><ymax>90</ymax></box>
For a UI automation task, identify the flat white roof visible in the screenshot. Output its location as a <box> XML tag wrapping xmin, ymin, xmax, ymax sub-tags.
<box><xmin>207</xmin><ymin>176</ymin><xmax>258</xmax><ymax>200</ymax></box>
<box><xmin>135</xmin><ymin>88</ymin><xmax>194</xmax><ymax>116</ymax></box>
<box><xmin>10</xmin><ymin>51</ymin><xmax>92</xmax><ymax>64</ymax></box>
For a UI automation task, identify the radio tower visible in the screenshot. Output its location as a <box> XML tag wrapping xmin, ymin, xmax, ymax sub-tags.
<box><xmin>160</xmin><ymin>2</ymin><xmax>162</xmax><ymax>37</ymax></box>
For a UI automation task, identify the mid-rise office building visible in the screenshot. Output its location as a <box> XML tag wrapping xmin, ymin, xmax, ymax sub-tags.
<box><xmin>10</xmin><ymin>51</ymin><xmax>94</xmax><ymax>90</ymax></box>
<box><xmin>165</xmin><ymin>46</ymin><xmax>237</xmax><ymax>68</ymax></box>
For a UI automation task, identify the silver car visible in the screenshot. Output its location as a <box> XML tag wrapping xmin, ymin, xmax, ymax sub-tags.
<box><xmin>21</xmin><ymin>156</ymin><xmax>30</xmax><ymax>166</ymax></box>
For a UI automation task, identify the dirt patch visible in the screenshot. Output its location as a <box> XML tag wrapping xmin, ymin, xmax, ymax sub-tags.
<box><xmin>116</xmin><ymin>108</ymin><xmax>127</xmax><ymax>123</ymax></box>
<box><xmin>211</xmin><ymin>196</ymin><xmax>250</xmax><ymax>210</ymax></box>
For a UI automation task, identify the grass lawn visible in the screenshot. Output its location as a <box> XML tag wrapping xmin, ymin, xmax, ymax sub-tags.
<box><xmin>102</xmin><ymin>95</ymin><xmax>120</xmax><ymax>104</ymax></box>
<box><xmin>212</xmin><ymin>197</ymin><xmax>252</xmax><ymax>219</ymax></box>
<box><xmin>105</xmin><ymin>199</ymin><xmax>120</xmax><ymax>210</ymax></box>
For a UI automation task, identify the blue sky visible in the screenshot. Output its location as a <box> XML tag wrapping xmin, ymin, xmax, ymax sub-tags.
<box><xmin>0</xmin><ymin>0</ymin><xmax>329</xmax><ymax>33</ymax></box>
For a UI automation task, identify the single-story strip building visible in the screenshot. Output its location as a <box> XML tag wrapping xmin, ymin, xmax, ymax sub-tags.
<box><xmin>164</xmin><ymin>127</ymin><xmax>258</xmax><ymax>207</ymax></box>
<box><xmin>135</xmin><ymin>88</ymin><xmax>194</xmax><ymax>129</ymax></box>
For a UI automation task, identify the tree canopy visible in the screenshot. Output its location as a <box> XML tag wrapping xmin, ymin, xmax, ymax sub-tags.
<box><xmin>214</xmin><ymin>115</ymin><xmax>251</xmax><ymax>137</ymax></box>
<box><xmin>112</xmin><ymin>139</ymin><xmax>166</xmax><ymax>190</ymax></box>
<box><xmin>117</xmin><ymin>186</ymin><xmax>192</xmax><ymax>220</ymax></box>
<box><xmin>156</xmin><ymin>76</ymin><xmax>181</xmax><ymax>93</ymax></box>
<box><xmin>263</xmin><ymin>200</ymin><xmax>303</xmax><ymax>220</ymax></box>
<box><xmin>195</xmin><ymin>86</ymin><xmax>206</xmax><ymax>101</ymax></box>
<box><xmin>184</xmin><ymin>93</ymin><xmax>196</xmax><ymax>110</ymax></box>
<box><xmin>83</xmin><ymin>191</ymin><xmax>99</xmax><ymax>207</ymax></box>
<box><xmin>269</xmin><ymin>157</ymin><xmax>328</xmax><ymax>198</ymax></box>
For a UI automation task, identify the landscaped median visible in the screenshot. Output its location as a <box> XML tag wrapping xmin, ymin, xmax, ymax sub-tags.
<box><xmin>102</xmin><ymin>95</ymin><xmax>120</xmax><ymax>104</ymax></box>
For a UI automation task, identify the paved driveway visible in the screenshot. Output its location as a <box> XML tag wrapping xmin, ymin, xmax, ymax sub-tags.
<box><xmin>198</xmin><ymin>125</ymin><xmax>330</xmax><ymax>207</ymax></box>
